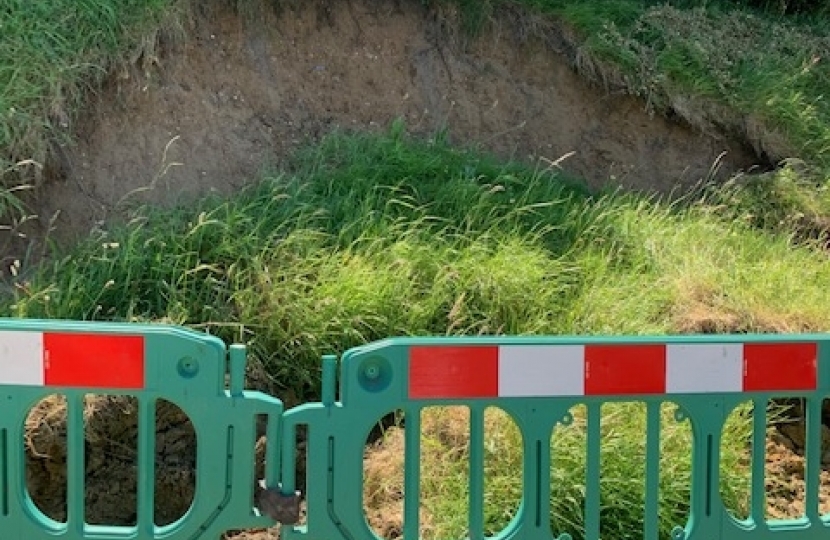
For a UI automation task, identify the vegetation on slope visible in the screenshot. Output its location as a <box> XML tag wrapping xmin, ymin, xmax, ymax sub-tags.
<box><xmin>0</xmin><ymin>0</ymin><xmax>179</xmax><ymax>250</ymax></box>
<box><xmin>0</xmin><ymin>0</ymin><xmax>174</xmax><ymax>175</ymax></box>
<box><xmin>443</xmin><ymin>0</ymin><xmax>830</xmax><ymax>238</ymax></box>
<box><xmin>447</xmin><ymin>0</ymin><xmax>830</xmax><ymax>166</ymax></box>
<box><xmin>1</xmin><ymin>0</ymin><xmax>828</xmax><ymax>173</ymax></box>
<box><xmin>7</xmin><ymin>130</ymin><xmax>830</xmax><ymax>391</ymax></box>
<box><xmin>2</xmin><ymin>0</ymin><xmax>829</xmax><ymax>236</ymax></box>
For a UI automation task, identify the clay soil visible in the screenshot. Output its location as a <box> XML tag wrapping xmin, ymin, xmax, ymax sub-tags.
<box><xmin>16</xmin><ymin>0</ymin><xmax>803</xmax><ymax>538</ymax></box>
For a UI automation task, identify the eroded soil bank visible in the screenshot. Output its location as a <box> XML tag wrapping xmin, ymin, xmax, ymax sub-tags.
<box><xmin>29</xmin><ymin>0</ymin><xmax>759</xmax><ymax>249</ymax></box>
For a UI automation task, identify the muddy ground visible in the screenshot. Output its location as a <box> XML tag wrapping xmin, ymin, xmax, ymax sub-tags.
<box><xmin>15</xmin><ymin>0</ymin><xmax>807</xmax><ymax>538</ymax></box>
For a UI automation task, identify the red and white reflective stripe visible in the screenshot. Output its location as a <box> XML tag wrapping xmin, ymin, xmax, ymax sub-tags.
<box><xmin>0</xmin><ymin>331</ymin><xmax>145</xmax><ymax>389</ymax></box>
<box><xmin>408</xmin><ymin>343</ymin><xmax>818</xmax><ymax>399</ymax></box>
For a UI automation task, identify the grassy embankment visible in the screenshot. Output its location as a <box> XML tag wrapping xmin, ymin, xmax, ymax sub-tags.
<box><xmin>450</xmin><ymin>0</ymin><xmax>830</xmax><ymax>236</ymax></box>
<box><xmin>0</xmin><ymin>0</ymin><xmax>176</xmax><ymax>249</ymax></box>
<box><xmin>2</xmin><ymin>0</ymin><xmax>830</xmax><ymax>538</ymax></box>
<box><xmin>6</xmin><ymin>130</ymin><xmax>830</xmax><ymax>536</ymax></box>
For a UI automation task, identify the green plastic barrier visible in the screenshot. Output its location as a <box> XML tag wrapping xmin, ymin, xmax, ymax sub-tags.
<box><xmin>2</xmin><ymin>320</ymin><xmax>830</xmax><ymax>539</ymax></box>
<box><xmin>0</xmin><ymin>319</ymin><xmax>286</xmax><ymax>539</ymax></box>
<box><xmin>280</xmin><ymin>335</ymin><xmax>830</xmax><ymax>540</ymax></box>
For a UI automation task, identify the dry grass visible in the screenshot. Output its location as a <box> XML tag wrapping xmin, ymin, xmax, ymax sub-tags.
<box><xmin>363</xmin><ymin>403</ymin><xmax>758</xmax><ymax>540</ymax></box>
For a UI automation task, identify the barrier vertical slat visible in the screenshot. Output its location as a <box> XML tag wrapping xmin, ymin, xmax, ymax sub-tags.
<box><xmin>1</xmin><ymin>428</ymin><xmax>7</xmax><ymax>517</ymax></box>
<box><xmin>266</xmin><ymin>409</ymin><xmax>280</xmax><ymax>489</ymax></box>
<box><xmin>805</xmin><ymin>398</ymin><xmax>821</xmax><ymax>520</ymax></box>
<box><xmin>321</xmin><ymin>355</ymin><xmax>337</xmax><ymax>407</ymax></box>
<box><xmin>750</xmin><ymin>400</ymin><xmax>767</xmax><ymax>523</ymax></box>
<box><xmin>644</xmin><ymin>402</ymin><xmax>661</xmax><ymax>540</ymax></box>
<box><xmin>281</xmin><ymin>422</ymin><xmax>297</xmax><ymax>496</ymax></box>
<box><xmin>585</xmin><ymin>403</ymin><xmax>601</xmax><ymax>540</ymax></box>
<box><xmin>137</xmin><ymin>397</ymin><xmax>156</xmax><ymax>534</ymax></box>
<box><xmin>403</xmin><ymin>407</ymin><xmax>421</xmax><ymax>540</ymax></box>
<box><xmin>526</xmin><ymin>412</ymin><xmax>551</xmax><ymax>535</ymax></box>
<box><xmin>469</xmin><ymin>406</ymin><xmax>485</xmax><ymax>540</ymax></box>
<box><xmin>687</xmin><ymin>401</ymin><xmax>719</xmax><ymax>537</ymax></box>
<box><xmin>229</xmin><ymin>346</ymin><xmax>246</xmax><ymax>397</ymax></box>
<box><xmin>67</xmin><ymin>394</ymin><xmax>85</xmax><ymax>530</ymax></box>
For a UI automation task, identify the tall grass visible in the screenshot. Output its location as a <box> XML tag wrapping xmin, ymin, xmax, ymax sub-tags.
<box><xmin>6</xmin><ymin>130</ymin><xmax>830</xmax><ymax>397</ymax></box>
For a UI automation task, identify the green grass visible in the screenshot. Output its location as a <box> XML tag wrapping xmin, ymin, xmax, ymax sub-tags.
<box><xmin>446</xmin><ymin>0</ymin><xmax>830</xmax><ymax>169</ymax></box>
<box><xmin>0</xmin><ymin>0</ymin><xmax>175</xmax><ymax>179</ymax></box>
<box><xmin>6</xmin><ymin>130</ymin><xmax>830</xmax><ymax>395</ymax></box>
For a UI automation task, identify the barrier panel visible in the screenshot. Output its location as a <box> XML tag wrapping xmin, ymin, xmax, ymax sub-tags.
<box><xmin>0</xmin><ymin>319</ymin><xmax>286</xmax><ymax>539</ymax></box>
<box><xmin>1</xmin><ymin>320</ymin><xmax>829</xmax><ymax>539</ymax></box>
<box><xmin>280</xmin><ymin>335</ymin><xmax>830</xmax><ymax>540</ymax></box>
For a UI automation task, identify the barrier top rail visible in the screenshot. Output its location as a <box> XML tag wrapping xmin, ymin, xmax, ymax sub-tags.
<box><xmin>338</xmin><ymin>335</ymin><xmax>825</xmax><ymax>405</ymax></box>
<box><xmin>0</xmin><ymin>318</ymin><xmax>229</xmax><ymax>390</ymax></box>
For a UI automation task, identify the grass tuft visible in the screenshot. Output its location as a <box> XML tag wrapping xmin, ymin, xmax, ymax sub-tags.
<box><xmin>0</xmin><ymin>0</ymin><xmax>178</xmax><ymax>182</ymax></box>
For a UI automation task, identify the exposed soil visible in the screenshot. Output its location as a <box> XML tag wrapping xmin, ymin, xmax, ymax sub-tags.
<box><xmin>26</xmin><ymin>396</ymin><xmax>197</xmax><ymax>525</ymax></box>
<box><xmin>767</xmin><ymin>428</ymin><xmax>830</xmax><ymax>519</ymax></box>
<box><xmin>25</xmin><ymin>0</ymin><xmax>761</xmax><ymax>251</ymax></box>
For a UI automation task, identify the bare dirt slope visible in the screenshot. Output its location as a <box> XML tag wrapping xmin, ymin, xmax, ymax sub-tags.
<box><xmin>33</xmin><ymin>0</ymin><xmax>759</xmax><ymax>248</ymax></box>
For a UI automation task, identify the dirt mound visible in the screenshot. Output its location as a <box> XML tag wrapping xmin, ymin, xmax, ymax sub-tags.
<box><xmin>26</xmin><ymin>395</ymin><xmax>197</xmax><ymax>525</ymax></box>
<box><xmin>26</xmin><ymin>0</ymin><xmax>759</xmax><ymax>250</ymax></box>
<box><xmin>766</xmin><ymin>429</ymin><xmax>830</xmax><ymax>519</ymax></box>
